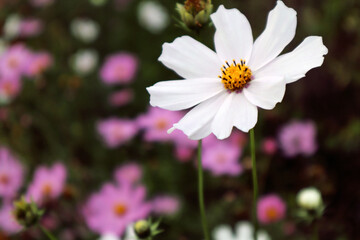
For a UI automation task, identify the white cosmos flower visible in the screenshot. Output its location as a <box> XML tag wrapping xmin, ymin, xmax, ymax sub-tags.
<box><xmin>147</xmin><ymin>1</ymin><xmax>328</xmax><ymax>140</ymax></box>
<box><xmin>214</xmin><ymin>221</ymin><xmax>271</xmax><ymax>240</ymax></box>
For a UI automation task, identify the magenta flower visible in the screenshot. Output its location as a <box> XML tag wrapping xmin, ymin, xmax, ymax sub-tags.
<box><xmin>174</xmin><ymin>145</ymin><xmax>194</xmax><ymax>162</ymax></box>
<box><xmin>82</xmin><ymin>183</ymin><xmax>151</xmax><ymax>236</ymax></box>
<box><xmin>137</xmin><ymin>107</ymin><xmax>183</xmax><ymax>142</ymax></box>
<box><xmin>100</xmin><ymin>53</ymin><xmax>138</xmax><ymax>85</ymax></box>
<box><xmin>0</xmin><ymin>44</ymin><xmax>31</xmax><ymax>79</ymax></box>
<box><xmin>262</xmin><ymin>137</ymin><xmax>277</xmax><ymax>155</ymax></box>
<box><xmin>257</xmin><ymin>194</ymin><xmax>286</xmax><ymax>224</ymax></box>
<box><xmin>278</xmin><ymin>120</ymin><xmax>317</xmax><ymax>157</ymax></box>
<box><xmin>19</xmin><ymin>18</ymin><xmax>43</xmax><ymax>37</ymax></box>
<box><xmin>108</xmin><ymin>89</ymin><xmax>134</xmax><ymax>107</ymax></box>
<box><xmin>0</xmin><ymin>76</ymin><xmax>21</xmax><ymax>104</ymax></box>
<box><xmin>26</xmin><ymin>162</ymin><xmax>67</xmax><ymax>205</ymax></box>
<box><xmin>24</xmin><ymin>51</ymin><xmax>52</xmax><ymax>77</ymax></box>
<box><xmin>97</xmin><ymin>118</ymin><xmax>138</xmax><ymax>148</ymax></box>
<box><xmin>114</xmin><ymin>163</ymin><xmax>142</xmax><ymax>185</ymax></box>
<box><xmin>0</xmin><ymin>147</ymin><xmax>24</xmax><ymax>199</ymax></box>
<box><xmin>0</xmin><ymin>203</ymin><xmax>21</xmax><ymax>234</ymax></box>
<box><xmin>152</xmin><ymin>195</ymin><xmax>180</xmax><ymax>216</ymax></box>
<box><xmin>202</xmin><ymin>141</ymin><xmax>243</xmax><ymax>176</ymax></box>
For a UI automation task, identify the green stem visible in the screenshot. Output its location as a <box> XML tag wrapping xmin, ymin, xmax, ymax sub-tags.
<box><xmin>39</xmin><ymin>224</ymin><xmax>57</xmax><ymax>240</ymax></box>
<box><xmin>197</xmin><ymin>140</ymin><xmax>210</xmax><ymax>240</ymax></box>
<box><xmin>250</xmin><ymin>128</ymin><xmax>258</xmax><ymax>240</ymax></box>
<box><xmin>313</xmin><ymin>220</ymin><xmax>319</xmax><ymax>240</ymax></box>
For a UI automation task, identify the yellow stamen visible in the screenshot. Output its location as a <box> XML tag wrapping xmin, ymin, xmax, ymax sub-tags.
<box><xmin>220</xmin><ymin>59</ymin><xmax>252</xmax><ymax>92</ymax></box>
<box><xmin>156</xmin><ymin>119</ymin><xmax>167</xmax><ymax>130</ymax></box>
<box><xmin>265</xmin><ymin>207</ymin><xmax>278</xmax><ymax>221</ymax></box>
<box><xmin>42</xmin><ymin>183</ymin><xmax>52</xmax><ymax>196</ymax></box>
<box><xmin>0</xmin><ymin>174</ymin><xmax>9</xmax><ymax>185</ymax></box>
<box><xmin>113</xmin><ymin>203</ymin><xmax>127</xmax><ymax>216</ymax></box>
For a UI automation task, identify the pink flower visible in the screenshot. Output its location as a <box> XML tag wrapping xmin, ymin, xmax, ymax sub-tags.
<box><xmin>0</xmin><ymin>76</ymin><xmax>21</xmax><ymax>104</ymax></box>
<box><xmin>137</xmin><ymin>107</ymin><xmax>183</xmax><ymax>142</ymax></box>
<box><xmin>0</xmin><ymin>44</ymin><xmax>31</xmax><ymax>79</ymax></box>
<box><xmin>262</xmin><ymin>138</ymin><xmax>277</xmax><ymax>155</ymax></box>
<box><xmin>30</xmin><ymin>0</ymin><xmax>55</xmax><ymax>7</ymax></box>
<box><xmin>174</xmin><ymin>145</ymin><xmax>194</xmax><ymax>162</ymax></box>
<box><xmin>108</xmin><ymin>89</ymin><xmax>134</xmax><ymax>107</ymax></box>
<box><xmin>202</xmin><ymin>141</ymin><xmax>243</xmax><ymax>176</ymax></box>
<box><xmin>100</xmin><ymin>53</ymin><xmax>138</xmax><ymax>85</ymax></box>
<box><xmin>26</xmin><ymin>162</ymin><xmax>67</xmax><ymax>205</ymax></box>
<box><xmin>257</xmin><ymin>194</ymin><xmax>286</xmax><ymax>224</ymax></box>
<box><xmin>0</xmin><ymin>203</ymin><xmax>21</xmax><ymax>234</ymax></box>
<box><xmin>82</xmin><ymin>183</ymin><xmax>151</xmax><ymax>236</ymax></box>
<box><xmin>278</xmin><ymin>120</ymin><xmax>317</xmax><ymax>157</ymax></box>
<box><xmin>152</xmin><ymin>195</ymin><xmax>180</xmax><ymax>216</ymax></box>
<box><xmin>97</xmin><ymin>118</ymin><xmax>138</xmax><ymax>148</ymax></box>
<box><xmin>0</xmin><ymin>147</ymin><xmax>24</xmax><ymax>199</ymax></box>
<box><xmin>114</xmin><ymin>163</ymin><xmax>142</xmax><ymax>185</ymax></box>
<box><xmin>19</xmin><ymin>18</ymin><xmax>43</xmax><ymax>37</ymax></box>
<box><xmin>24</xmin><ymin>51</ymin><xmax>52</xmax><ymax>77</ymax></box>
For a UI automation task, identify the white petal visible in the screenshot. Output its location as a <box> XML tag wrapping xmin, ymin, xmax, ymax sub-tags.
<box><xmin>255</xmin><ymin>36</ymin><xmax>328</xmax><ymax>83</ymax></box>
<box><xmin>173</xmin><ymin>92</ymin><xmax>228</xmax><ymax>140</ymax></box>
<box><xmin>243</xmin><ymin>76</ymin><xmax>285</xmax><ymax>110</ymax></box>
<box><xmin>235</xmin><ymin>222</ymin><xmax>253</xmax><ymax>240</ymax></box>
<box><xmin>211</xmin><ymin>5</ymin><xmax>253</xmax><ymax>63</ymax></box>
<box><xmin>248</xmin><ymin>1</ymin><xmax>297</xmax><ymax>71</ymax></box>
<box><xmin>147</xmin><ymin>78</ymin><xmax>224</xmax><ymax>111</ymax></box>
<box><xmin>158</xmin><ymin>36</ymin><xmax>222</xmax><ymax>79</ymax></box>
<box><xmin>213</xmin><ymin>225</ymin><xmax>235</xmax><ymax>240</ymax></box>
<box><xmin>212</xmin><ymin>92</ymin><xmax>258</xmax><ymax>139</ymax></box>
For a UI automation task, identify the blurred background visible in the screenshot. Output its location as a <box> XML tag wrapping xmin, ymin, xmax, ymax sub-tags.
<box><xmin>0</xmin><ymin>0</ymin><xmax>359</xmax><ymax>239</ymax></box>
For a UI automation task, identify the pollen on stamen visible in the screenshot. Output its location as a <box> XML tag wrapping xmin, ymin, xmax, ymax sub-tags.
<box><xmin>220</xmin><ymin>59</ymin><xmax>252</xmax><ymax>92</ymax></box>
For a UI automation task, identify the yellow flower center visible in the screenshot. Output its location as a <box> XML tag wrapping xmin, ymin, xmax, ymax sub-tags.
<box><xmin>156</xmin><ymin>119</ymin><xmax>167</xmax><ymax>130</ymax></box>
<box><xmin>265</xmin><ymin>207</ymin><xmax>278</xmax><ymax>221</ymax></box>
<box><xmin>219</xmin><ymin>59</ymin><xmax>253</xmax><ymax>92</ymax></box>
<box><xmin>113</xmin><ymin>203</ymin><xmax>127</xmax><ymax>216</ymax></box>
<box><xmin>42</xmin><ymin>183</ymin><xmax>52</xmax><ymax>196</ymax></box>
<box><xmin>0</xmin><ymin>174</ymin><xmax>9</xmax><ymax>185</ymax></box>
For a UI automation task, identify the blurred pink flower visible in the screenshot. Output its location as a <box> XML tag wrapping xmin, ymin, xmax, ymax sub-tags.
<box><xmin>114</xmin><ymin>163</ymin><xmax>142</xmax><ymax>185</ymax></box>
<box><xmin>100</xmin><ymin>53</ymin><xmax>138</xmax><ymax>85</ymax></box>
<box><xmin>174</xmin><ymin>145</ymin><xmax>194</xmax><ymax>162</ymax></box>
<box><xmin>152</xmin><ymin>195</ymin><xmax>180</xmax><ymax>216</ymax></box>
<box><xmin>137</xmin><ymin>107</ymin><xmax>182</xmax><ymax>142</ymax></box>
<box><xmin>0</xmin><ymin>203</ymin><xmax>22</xmax><ymax>234</ymax></box>
<box><xmin>257</xmin><ymin>194</ymin><xmax>286</xmax><ymax>224</ymax></box>
<box><xmin>278</xmin><ymin>120</ymin><xmax>317</xmax><ymax>157</ymax></box>
<box><xmin>0</xmin><ymin>44</ymin><xmax>31</xmax><ymax>79</ymax></box>
<box><xmin>0</xmin><ymin>147</ymin><xmax>24</xmax><ymax>199</ymax></box>
<box><xmin>0</xmin><ymin>76</ymin><xmax>21</xmax><ymax>104</ymax></box>
<box><xmin>97</xmin><ymin>118</ymin><xmax>138</xmax><ymax>148</ymax></box>
<box><xmin>19</xmin><ymin>18</ymin><xmax>43</xmax><ymax>37</ymax></box>
<box><xmin>30</xmin><ymin>0</ymin><xmax>55</xmax><ymax>7</ymax></box>
<box><xmin>24</xmin><ymin>51</ymin><xmax>52</xmax><ymax>77</ymax></box>
<box><xmin>108</xmin><ymin>89</ymin><xmax>134</xmax><ymax>107</ymax></box>
<box><xmin>202</xmin><ymin>141</ymin><xmax>243</xmax><ymax>176</ymax></box>
<box><xmin>26</xmin><ymin>162</ymin><xmax>67</xmax><ymax>205</ymax></box>
<box><xmin>262</xmin><ymin>137</ymin><xmax>277</xmax><ymax>155</ymax></box>
<box><xmin>82</xmin><ymin>183</ymin><xmax>151</xmax><ymax>236</ymax></box>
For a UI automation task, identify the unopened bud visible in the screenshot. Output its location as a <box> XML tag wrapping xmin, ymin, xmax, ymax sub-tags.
<box><xmin>176</xmin><ymin>0</ymin><xmax>213</xmax><ymax>31</ymax></box>
<box><xmin>12</xmin><ymin>196</ymin><xmax>44</xmax><ymax>228</ymax></box>
<box><xmin>134</xmin><ymin>220</ymin><xmax>151</xmax><ymax>239</ymax></box>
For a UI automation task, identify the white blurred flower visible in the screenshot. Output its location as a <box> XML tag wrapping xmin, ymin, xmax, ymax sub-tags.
<box><xmin>214</xmin><ymin>221</ymin><xmax>271</xmax><ymax>240</ymax></box>
<box><xmin>71</xmin><ymin>49</ymin><xmax>98</xmax><ymax>75</ymax></box>
<box><xmin>137</xmin><ymin>1</ymin><xmax>169</xmax><ymax>34</ymax></box>
<box><xmin>98</xmin><ymin>225</ymin><xmax>136</xmax><ymax>240</ymax></box>
<box><xmin>297</xmin><ymin>187</ymin><xmax>323</xmax><ymax>210</ymax></box>
<box><xmin>3</xmin><ymin>14</ymin><xmax>21</xmax><ymax>40</ymax></box>
<box><xmin>99</xmin><ymin>233</ymin><xmax>119</xmax><ymax>240</ymax></box>
<box><xmin>70</xmin><ymin>18</ymin><xmax>100</xmax><ymax>43</ymax></box>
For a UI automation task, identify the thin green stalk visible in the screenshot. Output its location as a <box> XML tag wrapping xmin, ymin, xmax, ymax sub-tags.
<box><xmin>250</xmin><ymin>128</ymin><xmax>258</xmax><ymax>240</ymax></box>
<box><xmin>313</xmin><ymin>220</ymin><xmax>319</xmax><ymax>240</ymax></box>
<box><xmin>197</xmin><ymin>140</ymin><xmax>210</xmax><ymax>240</ymax></box>
<box><xmin>39</xmin><ymin>224</ymin><xmax>57</xmax><ymax>240</ymax></box>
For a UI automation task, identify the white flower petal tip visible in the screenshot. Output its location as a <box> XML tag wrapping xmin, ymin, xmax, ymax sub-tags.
<box><xmin>158</xmin><ymin>36</ymin><xmax>221</xmax><ymax>79</ymax></box>
<box><xmin>248</xmin><ymin>0</ymin><xmax>297</xmax><ymax>71</ymax></box>
<box><xmin>211</xmin><ymin>5</ymin><xmax>253</xmax><ymax>63</ymax></box>
<box><xmin>167</xmin><ymin>127</ymin><xmax>175</xmax><ymax>134</ymax></box>
<box><xmin>255</xmin><ymin>36</ymin><xmax>328</xmax><ymax>84</ymax></box>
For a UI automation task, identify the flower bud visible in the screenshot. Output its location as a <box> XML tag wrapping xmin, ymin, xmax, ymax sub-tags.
<box><xmin>134</xmin><ymin>220</ymin><xmax>151</xmax><ymax>239</ymax></box>
<box><xmin>12</xmin><ymin>196</ymin><xmax>44</xmax><ymax>228</ymax></box>
<box><xmin>176</xmin><ymin>0</ymin><xmax>213</xmax><ymax>31</ymax></box>
<box><xmin>296</xmin><ymin>187</ymin><xmax>323</xmax><ymax>210</ymax></box>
